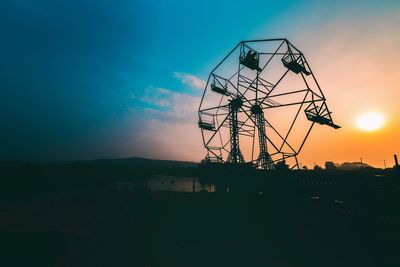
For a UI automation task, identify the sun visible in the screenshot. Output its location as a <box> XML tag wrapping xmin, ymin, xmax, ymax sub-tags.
<box><xmin>356</xmin><ymin>112</ymin><xmax>385</xmax><ymax>131</ymax></box>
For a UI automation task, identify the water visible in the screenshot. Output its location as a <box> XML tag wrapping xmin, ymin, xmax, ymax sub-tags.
<box><xmin>149</xmin><ymin>175</ymin><xmax>214</xmax><ymax>192</ymax></box>
<box><xmin>115</xmin><ymin>175</ymin><xmax>214</xmax><ymax>192</ymax></box>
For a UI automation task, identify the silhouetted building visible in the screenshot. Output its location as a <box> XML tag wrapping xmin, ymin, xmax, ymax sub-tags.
<box><xmin>338</xmin><ymin>162</ymin><xmax>373</xmax><ymax>170</ymax></box>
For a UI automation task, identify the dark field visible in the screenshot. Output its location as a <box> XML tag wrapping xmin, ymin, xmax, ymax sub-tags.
<box><xmin>1</xmin><ymin>160</ymin><xmax>399</xmax><ymax>266</ymax></box>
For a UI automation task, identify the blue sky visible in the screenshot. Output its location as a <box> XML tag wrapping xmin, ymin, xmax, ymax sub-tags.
<box><xmin>0</xmin><ymin>0</ymin><xmax>398</xmax><ymax>163</ymax></box>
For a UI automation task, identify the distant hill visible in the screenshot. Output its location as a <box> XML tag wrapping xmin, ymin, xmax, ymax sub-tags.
<box><xmin>90</xmin><ymin>157</ymin><xmax>199</xmax><ymax>169</ymax></box>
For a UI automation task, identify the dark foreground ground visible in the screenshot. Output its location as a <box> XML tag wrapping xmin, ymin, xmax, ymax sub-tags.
<box><xmin>1</xmin><ymin>159</ymin><xmax>399</xmax><ymax>266</ymax></box>
<box><xmin>1</xmin><ymin>188</ymin><xmax>400</xmax><ymax>267</ymax></box>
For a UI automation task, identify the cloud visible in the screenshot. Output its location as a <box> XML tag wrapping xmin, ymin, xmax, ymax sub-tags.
<box><xmin>173</xmin><ymin>72</ymin><xmax>206</xmax><ymax>90</ymax></box>
<box><xmin>132</xmin><ymin>86</ymin><xmax>199</xmax><ymax>124</ymax></box>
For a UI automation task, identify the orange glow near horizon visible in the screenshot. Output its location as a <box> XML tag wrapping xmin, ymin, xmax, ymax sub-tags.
<box><xmin>266</xmin><ymin>12</ymin><xmax>400</xmax><ymax>169</ymax></box>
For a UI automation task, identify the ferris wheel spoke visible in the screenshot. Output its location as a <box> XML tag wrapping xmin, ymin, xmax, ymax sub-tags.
<box><xmin>298</xmin><ymin>122</ymin><xmax>315</xmax><ymax>154</ymax></box>
<box><xmin>298</xmin><ymin>71</ymin><xmax>324</xmax><ymax>100</ymax></box>
<box><xmin>210</xmin><ymin>42</ymin><xmax>241</xmax><ymax>75</ymax></box>
<box><xmin>258</xmin><ymin>76</ymin><xmax>275</xmax><ymax>87</ymax></box>
<box><xmin>278</xmin><ymin>90</ymin><xmax>310</xmax><ymax>152</ymax></box>
<box><xmin>238</xmin><ymin>75</ymin><xmax>271</xmax><ymax>96</ymax></box>
<box><xmin>215</xmin><ymin>111</ymin><xmax>225</xmax><ymax>150</ymax></box>
<box><xmin>259</xmin><ymin>69</ymin><xmax>290</xmax><ymax>104</ymax></box>
<box><xmin>204</xmin><ymin>113</ymin><xmax>231</xmax><ymax>147</ymax></box>
<box><xmin>266</xmin><ymin>88</ymin><xmax>309</xmax><ymax>99</ymax></box>
<box><xmin>199</xmin><ymin>103</ymin><xmax>230</xmax><ymax>113</ymax></box>
<box><xmin>251</xmin><ymin>122</ymin><xmax>256</xmax><ymax>162</ymax></box>
<box><xmin>261</xmin><ymin>99</ymin><xmax>324</xmax><ymax>110</ymax></box>
<box><xmin>263</xmin><ymin>117</ymin><xmax>297</xmax><ymax>154</ymax></box>
<box><xmin>253</xmin><ymin>88</ymin><xmax>310</xmax><ymax>108</ymax></box>
<box><xmin>226</xmin><ymin>66</ymin><xmax>245</xmax><ymax>82</ymax></box>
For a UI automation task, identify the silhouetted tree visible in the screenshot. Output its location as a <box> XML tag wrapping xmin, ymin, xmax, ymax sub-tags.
<box><xmin>313</xmin><ymin>165</ymin><xmax>322</xmax><ymax>171</ymax></box>
<box><xmin>275</xmin><ymin>160</ymin><xmax>289</xmax><ymax>171</ymax></box>
<box><xmin>325</xmin><ymin>161</ymin><xmax>337</xmax><ymax>170</ymax></box>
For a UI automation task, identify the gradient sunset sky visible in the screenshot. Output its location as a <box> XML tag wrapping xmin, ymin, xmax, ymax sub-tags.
<box><xmin>0</xmin><ymin>0</ymin><xmax>399</xmax><ymax>168</ymax></box>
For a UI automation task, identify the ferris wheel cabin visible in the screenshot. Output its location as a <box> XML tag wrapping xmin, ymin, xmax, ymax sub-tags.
<box><xmin>198</xmin><ymin>112</ymin><xmax>216</xmax><ymax>131</ymax></box>
<box><xmin>198</xmin><ymin>120</ymin><xmax>215</xmax><ymax>131</ymax></box>
<box><xmin>211</xmin><ymin>83</ymin><xmax>229</xmax><ymax>95</ymax></box>
<box><xmin>240</xmin><ymin>49</ymin><xmax>262</xmax><ymax>71</ymax></box>
<box><xmin>282</xmin><ymin>51</ymin><xmax>311</xmax><ymax>76</ymax></box>
<box><xmin>305</xmin><ymin>110</ymin><xmax>341</xmax><ymax>129</ymax></box>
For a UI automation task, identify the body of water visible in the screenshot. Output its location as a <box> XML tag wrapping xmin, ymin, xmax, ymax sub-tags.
<box><xmin>149</xmin><ymin>175</ymin><xmax>215</xmax><ymax>192</ymax></box>
<box><xmin>115</xmin><ymin>175</ymin><xmax>214</xmax><ymax>192</ymax></box>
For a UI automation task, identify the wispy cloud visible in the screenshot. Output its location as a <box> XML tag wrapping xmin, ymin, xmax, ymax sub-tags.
<box><xmin>131</xmin><ymin>86</ymin><xmax>199</xmax><ymax>124</ymax></box>
<box><xmin>173</xmin><ymin>72</ymin><xmax>206</xmax><ymax>90</ymax></box>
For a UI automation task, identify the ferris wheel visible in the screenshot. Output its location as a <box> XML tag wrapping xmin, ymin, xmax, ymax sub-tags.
<box><xmin>198</xmin><ymin>39</ymin><xmax>340</xmax><ymax>169</ymax></box>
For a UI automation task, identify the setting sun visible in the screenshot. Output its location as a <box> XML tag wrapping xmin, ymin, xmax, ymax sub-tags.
<box><xmin>356</xmin><ymin>112</ymin><xmax>385</xmax><ymax>131</ymax></box>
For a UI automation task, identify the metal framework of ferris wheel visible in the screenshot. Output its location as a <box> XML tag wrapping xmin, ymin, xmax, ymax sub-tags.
<box><xmin>198</xmin><ymin>39</ymin><xmax>340</xmax><ymax>170</ymax></box>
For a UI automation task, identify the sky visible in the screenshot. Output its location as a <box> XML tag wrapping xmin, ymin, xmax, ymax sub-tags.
<box><xmin>0</xmin><ymin>0</ymin><xmax>399</xmax><ymax>167</ymax></box>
